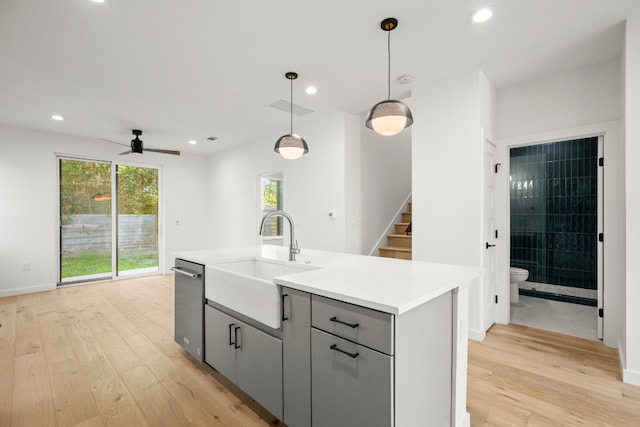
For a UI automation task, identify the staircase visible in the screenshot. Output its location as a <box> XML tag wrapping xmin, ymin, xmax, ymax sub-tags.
<box><xmin>379</xmin><ymin>202</ymin><xmax>412</xmax><ymax>260</ymax></box>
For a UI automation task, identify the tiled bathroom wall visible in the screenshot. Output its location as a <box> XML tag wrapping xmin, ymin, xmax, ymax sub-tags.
<box><xmin>510</xmin><ymin>137</ymin><xmax>598</xmax><ymax>305</ymax></box>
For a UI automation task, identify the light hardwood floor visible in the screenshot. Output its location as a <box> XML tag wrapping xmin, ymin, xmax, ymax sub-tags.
<box><xmin>0</xmin><ymin>275</ymin><xmax>639</xmax><ymax>427</ymax></box>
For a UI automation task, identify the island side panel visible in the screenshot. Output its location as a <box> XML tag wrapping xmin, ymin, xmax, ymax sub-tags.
<box><xmin>395</xmin><ymin>290</ymin><xmax>453</xmax><ymax>427</ymax></box>
<box><xmin>452</xmin><ymin>285</ymin><xmax>471</xmax><ymax>427</ymax></box>
<box><xmin>282</xmin><ymin>287</ymin><xmax>312</xmax><ymax>427</ymax></box>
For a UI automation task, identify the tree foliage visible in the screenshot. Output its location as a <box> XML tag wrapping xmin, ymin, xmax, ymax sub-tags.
<box><xmin>60</xmin><ymin>160</ymin><xmax>158</xmax><ymax>216</ymax></box>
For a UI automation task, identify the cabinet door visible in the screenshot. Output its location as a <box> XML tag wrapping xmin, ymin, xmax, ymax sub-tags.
<box><xmin>311</xmin><ymin>328</ymin><xmax>393</xmax><ymax>427</ymax></box>
<box><xmin>236</xmin><ymin>321</ymin><xmax>283</xmax><ymax>420</ymax></box>
<box><xmin>282</xmin><ymin>288</ymin><xmax>311</xmax><ymax>427</ymax></box>
<box><xmin>204</xmin><ymin>305</ymin><xmax>237</xmax><ymax>382</ymax></box>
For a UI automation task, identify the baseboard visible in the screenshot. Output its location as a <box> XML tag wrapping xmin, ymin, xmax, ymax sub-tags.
<box><xmin>456</xmin><ymin>411</ymin><xmax>471</xmax><ymax>427</ymax></box>
<box><xmin>0</xmin><ymin>283</ymin><xmax>56</xmax><ymax>297</ymax></box>
<box><xmin>468</xmin><ymin>328</ymin><xmax>486</xmax><ymax>342</ymax></box>
<box><xmin>623</xmin><ymin>367</ymin><xmax>640</xmax><ymax>386</ymax></box>
<box><xmin>617</xmin><ymin>339</ymin><xmax>640</xmax><ymax>386</ymax></box>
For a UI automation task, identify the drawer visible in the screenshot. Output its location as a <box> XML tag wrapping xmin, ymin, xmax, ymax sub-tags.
<box><xmin>311</xmin><ymin>294</ymin><xmax>393</xmax><ymax>355</ymax></box>
<box><xmin>311</xmin><ymin>328</ymin><xmax>393</xmax><ymax>427</ymax></box>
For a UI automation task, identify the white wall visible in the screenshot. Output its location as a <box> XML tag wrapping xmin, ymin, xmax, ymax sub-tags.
<box><xmin>495</xmin><ymin>58</ymin><xmax>624</xmax><ymax>349</ymax></box>
<box><xmin>623</xmin><ymin>15</ymin><xmax>640</xmax><ymax>386</ymax></box>
<box><xmin>0</xmin><ymin>124</ymin><xmax>209</xmax><ymax>296</ymax></box>
<box><xmin>411</xmin><ymin>69</ymin><xmax>486</xmax><ymax>338</ymax></box>
<box><xmin>497</xmin><ymin>59</ymin><xmax>621</xmax><ymax>139</ymax></box>
<box><xmin>207</xmin><ymin>113</ymin><xmax>352</xmax><ymax>252</ymax></box>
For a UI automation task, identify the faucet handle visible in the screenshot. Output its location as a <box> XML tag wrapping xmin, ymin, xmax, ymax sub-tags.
<box><xmin>291</xmin><ymin>240</ymin><xmax>301</xmax><ymax>254</ymax></box>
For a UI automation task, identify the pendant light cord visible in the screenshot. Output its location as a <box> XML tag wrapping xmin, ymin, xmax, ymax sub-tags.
<box><xmin>290</xmin><ymin>77</ymin><xmax>294</xmax><ymax>134</ymax></box>
<box><xmin>387</xmin><ymin>29</ymin><xmax>391</xmax><ymax>100</ymax></box>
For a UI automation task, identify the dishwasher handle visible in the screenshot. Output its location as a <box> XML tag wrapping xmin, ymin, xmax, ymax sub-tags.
<box><xmin>171</xmin><ymin>266</ymin><xmax>202</xmax><ymax>278</ymax></box>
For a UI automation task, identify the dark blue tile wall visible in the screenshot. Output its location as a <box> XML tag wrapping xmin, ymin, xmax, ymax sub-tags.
<box><xmin>510</xmin><ymin>137</ymin><xmax>598</xmax><ymax>291</ymax></box>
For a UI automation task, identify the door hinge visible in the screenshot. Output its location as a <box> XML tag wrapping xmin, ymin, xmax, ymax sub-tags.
<box><xmin>494</xmin><ymin>295</ymin><xmax>498</xmax><ymax>304</ymax></box>
<box><xmin>598</xmin><ymin>308</ymin><xmax>604</xmax><ymax>318</ymax></box>
<box><xmin>599</xmin><ymin>233</ymin><xmax>604</xmax><ymax>242</ymax></box>
<box><xmin>494</xmin><ymin>163</ymin><xmax>501</xmax><ymax>173</ymax></box>
<box><xmin>599</xmin><ymin>157</ymin><xmax>604</xmax><ymax>167</ymax></box>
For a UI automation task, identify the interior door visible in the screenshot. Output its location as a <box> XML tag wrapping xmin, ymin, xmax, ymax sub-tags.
<box><xmin>597</xmin><ymin>136</ymin><xmax>604</xmax><ymax>340</ymax></box>
<box><xmin>59</xmin><ymin>158</ymin><xmax>113</xmax><ymax>284</ymax></box>
<box><xmin>483</xmin><ymin>140</ymin><xmax>498</xmax><ymax>328</ymax></box>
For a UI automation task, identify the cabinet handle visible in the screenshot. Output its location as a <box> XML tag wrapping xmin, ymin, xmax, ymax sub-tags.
<box><xmin>330</xmin><ymin>316</ymin><xmax>359</xmax><ymax>329</ymax></box>
<box><xmin>234</xmin><ymin>326</ymin><xmax>241</xmax><ymax>349</ymax></box>
<box><xmin>282</xmin><ymin>294</ymin><xmax>289</xmax><ymax>321</ymax></box>
<box><xmin>228</xmin><ymin>323</ymin><xmax>235</xmax><ymax>346</ymax></box>
<box><xmin>330</xmin><ymin>344</ymin><xmax>359</xmax><ymax>359</ymax></box>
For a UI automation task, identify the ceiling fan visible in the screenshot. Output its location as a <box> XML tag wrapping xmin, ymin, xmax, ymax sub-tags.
<box><xmin>104</xmin><ymin>129</ymin><xmax>181</xmax><ymax>156</ymax></box>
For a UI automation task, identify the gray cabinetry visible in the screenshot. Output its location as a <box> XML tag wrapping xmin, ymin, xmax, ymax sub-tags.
<box><xmin>311</xmin><ymin>328</ymin><xmax>393</xmax><ymax>427</ymax></box>
<box><xmin>204</xmin><ymin>304</ymin><xmax>283</xmax><ymax>419</ymax></box>
<box><xmin>282</xmin><ymin>287</ymin><xmax>312</xmax><ymax>427</ymax></box>
<box><xmin>311</xmin><ymin>294</ymin><xmax>394</xmax><ymax>355</ymax></box>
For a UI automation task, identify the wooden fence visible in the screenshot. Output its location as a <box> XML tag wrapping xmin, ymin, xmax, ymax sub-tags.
<box><xmin>61</xmin><ymin>214</ymin><xmax>158</xmax><ymax>255</ymax></box>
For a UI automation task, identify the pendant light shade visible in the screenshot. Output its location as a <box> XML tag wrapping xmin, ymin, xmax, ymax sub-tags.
<box><xmin>274</xmin><ymin>72</ymin><xmax>308</xmax><ymax>160</ymax></box>
<box><xmin>365</xmin><ymin>18</ymin><xmax>413</xmax><ymax>136</ymax></box>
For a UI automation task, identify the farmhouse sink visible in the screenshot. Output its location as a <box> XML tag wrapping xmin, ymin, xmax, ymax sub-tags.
<box><xmin>205</xmin><ymin>258</ymin><xmax>311</xmax><ymax>329</ymax></box>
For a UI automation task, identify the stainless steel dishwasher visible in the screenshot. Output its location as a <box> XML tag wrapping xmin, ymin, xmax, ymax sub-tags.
<box><xmin>171</xmin><ymin>259</ymin><xmax>205</xmax><ymax>361</ymax></box>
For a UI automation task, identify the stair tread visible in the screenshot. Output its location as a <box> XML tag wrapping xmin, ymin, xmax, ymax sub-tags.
<box><xmin>388</xmin><ymin>233</ymin><xmax>411</xmax><ymax>238</ymax></box>
<box><xmin>379</xmin><ymin>245</ymin><xmax>412</xmax><ymax>252</ymax></box>
<box><xmin>395</xmin><ymin>222</ymin><xmax>410</xmax><ymax>226</ymax></box>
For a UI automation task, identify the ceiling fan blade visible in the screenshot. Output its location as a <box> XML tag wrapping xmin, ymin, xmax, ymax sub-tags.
<box><xmin>119</xmin><ymin>149</ymin><xmax>132</xmax><ymax>155</ymax></box>
<box><xmin>100</xmin><ymin>138</ymin><xmax>130</xmax><ymax>147</ymax></box>
<box><xmin>144</xmin><ymin>148</ymin><xmax>181</xmax><ymax>156</ymax></box>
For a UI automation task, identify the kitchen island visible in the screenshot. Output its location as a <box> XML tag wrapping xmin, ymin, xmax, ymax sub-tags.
<box><xmin>174</xmin><ymin>245</ymin><xmax>478</xmax><ymax>427</ymax></box>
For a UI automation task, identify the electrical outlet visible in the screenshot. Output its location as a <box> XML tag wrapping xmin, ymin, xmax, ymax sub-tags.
<box><xmin>22</xmin><ymin>262</ymin><xmax>30</xmax><ymax>271</ymax></box>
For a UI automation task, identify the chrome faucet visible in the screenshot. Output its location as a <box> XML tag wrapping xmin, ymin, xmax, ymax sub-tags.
<box><xmin>259</xmin><ymin>210</ymin><xmax>300</xmax><ymax>261</ymax></box>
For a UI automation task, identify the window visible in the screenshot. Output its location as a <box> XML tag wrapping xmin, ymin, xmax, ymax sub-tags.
<box><xmin>260</xmin><ymin>172</ymin><xmax>283</xmax><ymax>238</ymax></box>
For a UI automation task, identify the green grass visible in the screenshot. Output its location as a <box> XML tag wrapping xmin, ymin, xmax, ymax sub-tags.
<box><xmin>62</xmin><ymin>251</ymin><xmax>158</xmax><ymax>278</ymax></box>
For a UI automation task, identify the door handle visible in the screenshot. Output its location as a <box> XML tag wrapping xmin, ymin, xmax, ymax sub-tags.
<box><xmin>234</xmin><ymin>326</ymin><xmax>241</xmax><ymax>349</ymax></box>
<box><xmin>485</xmin><ymin>242</ymin><xmax>496</xmax><ymax>249</ymax></box>
<box><xmin>282</xmin><ymin>294</ymin><xmax>289</xmax><ymax>322</ymax></box>
<box><xmin>228</xmin><ymin>323</ymin><xmax>235</xmax><ymax>346</ymax></box>
<box><xmin>171</xmin><ymin>267</ymin><xmax>201</xmax><ymax>278</ymax></box>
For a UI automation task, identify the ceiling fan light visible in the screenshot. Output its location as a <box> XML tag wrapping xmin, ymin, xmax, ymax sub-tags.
<box><xmin>274</xmin><ymin>134</ymin><xmax>308</xmax><ymax>160</ymax></box>
<box><xmin>365</xmin><ymin>99</ymin><xmax>413</xmax><ymax>136</ymax></box>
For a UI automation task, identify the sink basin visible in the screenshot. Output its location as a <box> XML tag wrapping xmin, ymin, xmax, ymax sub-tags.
<box><xmin>205</xmin><ymin>258</ymin><xmax>310</xmax><ymax>329</ymax></box>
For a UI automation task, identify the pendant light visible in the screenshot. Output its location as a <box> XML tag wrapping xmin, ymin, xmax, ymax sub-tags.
<box><xmin>365</xmin><ymin>17</ymin><xmax>413</xmax><ymax>136</ymax></box>
<box><xmin>274</xmin><ymin>72</ymin><xmax>309</xmax><ymax>160</ymax></box>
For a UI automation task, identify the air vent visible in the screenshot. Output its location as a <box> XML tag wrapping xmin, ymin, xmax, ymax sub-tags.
<box><xmin>269</xmin><ymin>100</ymin><xmax>314</xmax><ymax>116</ymax></box>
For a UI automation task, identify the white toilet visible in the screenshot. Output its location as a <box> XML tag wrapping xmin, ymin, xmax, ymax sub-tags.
<box><xmin>509</xmin><ymin>267</ymin><xmax>529</xmax><ymax>303</ymax></box>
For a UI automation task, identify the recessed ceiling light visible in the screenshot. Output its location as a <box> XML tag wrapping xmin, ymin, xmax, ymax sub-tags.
<box><xmin>470</xmin><ymin>8</ymin><xmax>493</xmax><ymax>23</ymax></box>
<box><xmin>188</xmin><ymin>140</ymin><xmax>198</xmax><ymax>145</ymax></box>
<box><xmin>91</xmin><ymin>0</ymin><xmax>105</xmax><ymax>3</ymax></box>
<box><xmin>305</xmin><ymin>86</ymin><xmax>317</xmax><ymax>95</ymax></box>
<box><xmin>51</xmin><ymin>114</ymin><xmax>65</xmax><ymax>121</ymax></box>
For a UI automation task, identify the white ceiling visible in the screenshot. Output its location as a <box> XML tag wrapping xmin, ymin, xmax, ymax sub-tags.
<box><xmin>1</xmin><ymin>0</ymin><xmax>638</xmax><ymax>155</ymax></box>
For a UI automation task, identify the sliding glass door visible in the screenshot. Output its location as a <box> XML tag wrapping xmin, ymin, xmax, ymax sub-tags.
<box><xmin>59</xmin><ymin>159</ymin><xmax>113</xmax><ymax>283</ymax></box>
<box><xmin>117</xmin><ymin>165</ymin><xmax>159</xmax><ymax>275</ymax></box>
<box><xmin>58</xmin><ymin>158</ymin><xmax>159</xmax><ymax>284</ymax></box>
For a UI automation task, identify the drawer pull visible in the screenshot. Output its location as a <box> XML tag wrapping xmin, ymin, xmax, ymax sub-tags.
<box><xmin>228</xmin><ymin>323</ymin><xmax>235</xmax><ymax>346</ymax></box>
<box><xmin>330</xmin><ymin>344</ymin><xmax>359</xmax><ymax>359</ymax></box>
<box><xmin>330</xmin><ymin>316</ymin><xmax>359</xmax><ymax>329</ymax></box>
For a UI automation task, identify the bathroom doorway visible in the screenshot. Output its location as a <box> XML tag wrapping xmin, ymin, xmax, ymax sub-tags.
<box><xmin>508</xmin><ymin>136</ymin><xmax>603</xmax><ymax>340</ymax></box>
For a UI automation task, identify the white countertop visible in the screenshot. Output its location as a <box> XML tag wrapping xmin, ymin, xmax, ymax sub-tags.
<box><xmin>174</xmin><ymin>246</ymin><xmax>479</xmax><ymax>315</ymax></box>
